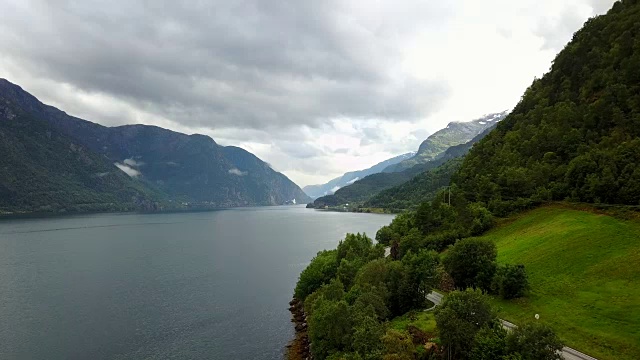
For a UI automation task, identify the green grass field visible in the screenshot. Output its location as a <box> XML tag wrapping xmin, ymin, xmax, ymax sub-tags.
<box><xmin>389</xmin><ymin>310</ymin><xmax>438</xmax><ymax>336</ymax></box>
<box><xmin>476</xmin><ymin>206</ymin><xmax>640</xmax><ymax>360</ymax></box>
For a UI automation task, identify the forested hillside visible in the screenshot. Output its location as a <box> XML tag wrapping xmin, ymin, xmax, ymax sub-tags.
<box><xmin>0</xmin><ymin>79</ymin><xmax>310</xmax><ymax>213</ymax></box>
<box><xmin>455</xmin><ymin>0</ymin><xmax>640</xmax><ymax>213</ymax></box>
<box><xmin>0</xmin><ymin>98</ymin><xmax>162</xmax><ymax>213</ymax></box>
<box><xmin>384</xmin><ymin>112</ymin><xmax>507</xmax><ymax>173</ymax></box>
<box><xmin>312</xmin><ymin>124</ymin><xmax>497</xmax><ymax>210</ymax></box>
<box><xmin>364</xmin><ymin>159</ymin><xmax>461</xmax><ymax>210</ymax></box>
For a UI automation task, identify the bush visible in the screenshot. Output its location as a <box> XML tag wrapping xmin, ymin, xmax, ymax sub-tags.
<box><xmin>505</xmin><ymin>322</ymin><xmax>563</xmax><ymax>360</ymax></box>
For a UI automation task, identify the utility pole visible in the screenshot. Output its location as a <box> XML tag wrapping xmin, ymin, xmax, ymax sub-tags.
<box><xmin>443</xmin><ymin>186</ymin><xmax>451</xmax><ymax>206</ymax></box>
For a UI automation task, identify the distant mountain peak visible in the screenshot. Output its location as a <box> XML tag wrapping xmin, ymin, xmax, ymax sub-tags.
<box><xmin>382</xmin><ymin>111</ymin><xmax>508</xmax><ymax>173</ymax></box>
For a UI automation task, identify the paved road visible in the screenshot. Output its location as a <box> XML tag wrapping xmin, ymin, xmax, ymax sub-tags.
<box><xmin>426</xmin><ymin>291</ymin><xmax>598</xmax><ymax>360</ymax></box>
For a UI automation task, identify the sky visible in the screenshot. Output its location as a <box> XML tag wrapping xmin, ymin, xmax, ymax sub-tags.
<box><xmin>0</xmin><ymin>0</ymin><xmax>615</xmax><ymax>187</ymax></box>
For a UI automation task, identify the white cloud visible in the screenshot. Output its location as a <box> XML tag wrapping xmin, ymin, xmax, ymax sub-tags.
<box><xmin>114</xmin><ymin>163</ymin><xmax>141</xmax><ymax>177</ymax></box>
<box><xmin>228</xmin><ymin>168</ymin><xmax>248</xmax><ymax>176</ymax></box>
<box><xmin>123</xmin><ymin>158</ymin><xmax>143</xmax><ymax>167</ymax></box>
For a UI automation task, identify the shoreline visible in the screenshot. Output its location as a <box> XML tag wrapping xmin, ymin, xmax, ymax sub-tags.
<box><xmin>286</xmin><ymin>298</ymin><xmax>311</xmax><ymax>360</ymax></box>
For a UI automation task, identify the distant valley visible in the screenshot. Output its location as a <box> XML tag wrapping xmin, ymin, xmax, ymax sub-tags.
<box><xmin>302</xmin><ymin>152</ymin><xmax>416</xmax><ymax>199</ymax></box>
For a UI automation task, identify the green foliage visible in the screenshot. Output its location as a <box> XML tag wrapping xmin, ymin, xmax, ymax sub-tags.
<box><xmin>454</xmin><ymin>0</ymin><xmax>640</xmax><ymax>210</ymax></box>
<box><xmin>299</xmin><ymin>231</ymin><xmax>442</xmax><ymax>359</ymax></box>
<box><xmin>326</xmin><ymin>353</ymin><xmax>363</xmax><ymax>360</ymax></box>
<box><xmin>443</xmin><ymin>238</ymin><xmax>498</xmax><ymax>291</ymax></box>
<box><xmin>304</xmin><ymin>278</ymin><xmax>345</xmax><ymax>318</ymax></box>
<box><xmin>352</xmin><ymin>315</ymin><xmax>385</xmax><ymax>358</ymax></box>
<box><xmin>294</xmin><ymin>250</ymin><xmax>338</xmax><ymax>300</ymax></box>
<box><xmin>366</xmin><ymin>159</ymin><xmax>462</xmax><ymax>210</ymax></box>
<box><xmin>388</xmin><ymin>311</ymin><xmax>437</xmax><ymax>336</ymax></box>
<box><xmin>469</xmin><ymin>325</ymin><xmax>508</xmax><ymax>360</ymax></box>
<box><xmin>434</xmin><ymin>290</ymin><xmax>496</xmax><ymax>359</ymax></box>
<box><xmin>381</xmin><ymin>329</ymin><xmax>416</xmax><ymax>360</ymax></box>
<box><xmin>492</xmin><ymin>264</ymin><xmax>529</xmax><ymax>299</ymax></box>
<box><xmin>337</xmin><ymin>233</ymin><xmax>375</xmax><ymax>262</ymax></box>
<box><xmin>400</xmin><ymin>250</ymin><xmax>440</xmax><ymax>309</ymax></box>
<box><xmin>375</xmin><ymin>226</ymin><xmax>399</xmax><ymax>246</ymax></box>
<box><xmin>309</xmin><ymin>298</ymin><xmax>354</xmax><ymax>359</ymax></box>
<box><xmin>505</xmin><ymin>323</ymin><xmax>563</xmax><ymax>360</ymax></box>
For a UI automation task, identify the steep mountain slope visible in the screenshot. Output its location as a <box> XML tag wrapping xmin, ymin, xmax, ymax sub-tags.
<box><xmin>0</xmin><ymin>79</ymin><xmax>310</xmax><ymax>211</ymax></box>
<box><xmin>311</xmin><ymin>125</ymin><xmax>497</xmax><ymax>208</ymax></box>
<box><xmin>383</xmin><ymin>111</ymin><xmax>508</xmax><ymax>173</ymax></box>
<box><xmin>303</xmin><ymin>152</ymin><xmax>415</xmax><ymax>199</ymax></box>
<box><xmin>0</xmin><ymin>94</ymin><xmax>161</xmax><ymax>213</ymax></box>
<box><xmin>454</xmin><ymin>0</ymin><xmax>640</xmax><ymax>212</ymax></box>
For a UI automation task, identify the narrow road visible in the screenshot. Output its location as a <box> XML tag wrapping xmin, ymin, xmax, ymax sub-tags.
<box><xmin>426</xmin><ymin>291</ymin><xmax>598</xmax><ymax>360</ymax></box>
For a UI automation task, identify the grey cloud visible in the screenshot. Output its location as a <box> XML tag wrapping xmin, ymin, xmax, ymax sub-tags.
<box><xmin>359</xmin><ymin>127</ymin><xmax>387</xmax><ymax>146</ymax></box>
<box><xmin>0</xmin><ymin>0</ymin><xmax>452</xmax><ymax>133</ymax></box>
<box><xmin>277</xmin><ymin>141</ymin><xmax>326</xmax><ymax>159</ymax></box>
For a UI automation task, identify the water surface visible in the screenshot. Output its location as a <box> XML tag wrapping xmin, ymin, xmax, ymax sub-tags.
<box><xmin>0</xmin><ymin>206</ymin><xmax>393</xmax><ymax>359</ymax></box>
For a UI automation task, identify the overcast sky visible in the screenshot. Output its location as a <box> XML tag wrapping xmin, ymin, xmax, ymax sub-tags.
<box><xmin>0</xmin><ymin>0</ymin><xmax>615</xmax><ymax>186</ymax></box>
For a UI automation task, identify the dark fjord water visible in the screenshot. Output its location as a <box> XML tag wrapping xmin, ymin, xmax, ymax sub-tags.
<box><xmin>0</xmin><ymin>206</ymin><xmax>393</xmax><ymax>359</ymax></box>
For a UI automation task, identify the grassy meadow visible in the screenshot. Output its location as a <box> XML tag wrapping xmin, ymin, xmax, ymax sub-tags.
<box><xmin>476</xmin><ymin>206</ymin><xmax>640</xmax><ymax>360</ymax></box>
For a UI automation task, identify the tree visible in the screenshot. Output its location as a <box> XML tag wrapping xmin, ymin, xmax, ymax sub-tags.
<box><xmin>443</xmin><ymin>238</ymin><xmax>497</xmax><ymax>291</ymax></box>
<box><xmin>505</xmin><ymin>322</ymin><xmax>563</xmax><ymax>360</ymax></box>
<box><xmin>435</xmin><ymin>290</ymin><xmax>496</xmax><ymax>359</ymax></box>
<box><xmin>470</xmin><ymin>324</ymin><xmax>508</xmax><ymax>360</ymax></box>
<box><xmin>338</xmin><ymin>259</ymin><xmax>360</xmax><ymax>289</ymax></box>
<box><xmin>492</xmin><ymin>264</ymin><xmax>529</xmax><ymax>299</ymax></box>
<box><xmin>304</xmin><ymin>278</ymin><xmax>345</xmax><ymax>317</ymax></box>
<box><xmin>295</xmin><ymin>250</ymin><xmax>339</xmax><ymax>300</ymax></box>
<box><xmin>308</xmin><ymin>299</ymin><xmax>354</xmax><ymax>359</ymax></box>
<box><xmin>376</xmin><ymin>226</ymin><xmax>398</xmax><ymax>246</ymax></box>
<box><xmin>352</xmin><ymin>315</ymin><xmax>385</xmax><ymax>358</ymax></box>
<box><xmin>337</xmin><ymin>233</ymin><xmax>375</xmax><ymax>262</ymax></box>
<box><xmin>401</xmin><ymin>249</ymin><xmax>440</xmax><ymax>309</ymax></box>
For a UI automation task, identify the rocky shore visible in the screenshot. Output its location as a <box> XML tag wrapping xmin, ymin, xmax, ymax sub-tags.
<box><xmin>286</xmin><ymin>298</ymin><xmax>311</xmax><ymax>360</ymax></box>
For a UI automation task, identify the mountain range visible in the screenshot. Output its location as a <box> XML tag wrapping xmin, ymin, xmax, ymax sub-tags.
<box><xmin>382</xmin><ymin>111</ymin><xmax>508</xmax><ymax>173</ymax></box>
<box><xmin>0</xmin><ymin>79</ymin><xmax>310</xmax><ymax>214</ymax></box>
<box><xmin>302</xmin><ymin>152</ymin><xmax>416</xmax><ymax>199</ymax></box>
<box><xmin>309</xmin><ymin>113</ymin><xmax>505</xmax><ymax>208</ymax></box>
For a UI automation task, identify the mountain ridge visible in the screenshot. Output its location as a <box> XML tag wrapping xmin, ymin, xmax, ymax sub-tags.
<box><xmin>383</xmin><ymin>111</ymin><xmax>508</xmax><ymax>173</ymax></box>
<box><xmin>302</xmin><ymin>151</ymin><xmax>416</xmax><ymax>199</ymax></box>
<box><xmin>310</xmin><ymin>116</ymin><xmax>503</xmax><ymax>209</ymax></box>
<box><xmin>0</xmin><ymin>78</ymin><xmax>310</xmax><ymax>213</ymax></box>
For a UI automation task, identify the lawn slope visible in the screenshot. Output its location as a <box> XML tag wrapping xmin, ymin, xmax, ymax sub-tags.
<box><xmin>477</xmin><ymin>206</ymin><xmax>640</xmax><ymax>360</ymax></box>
